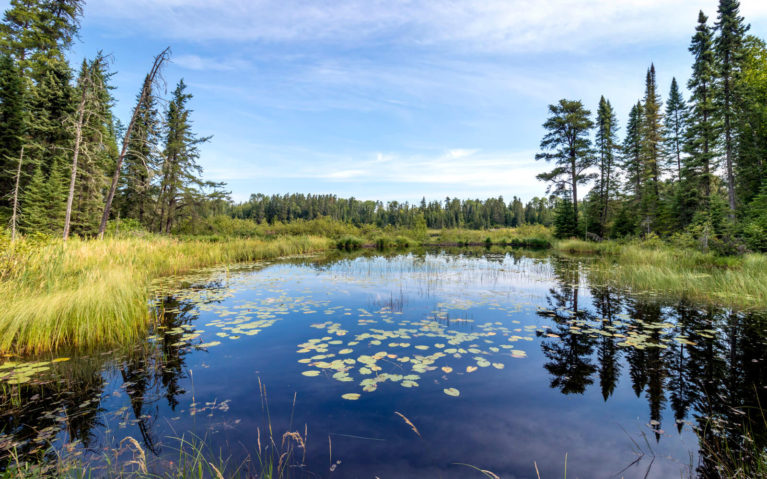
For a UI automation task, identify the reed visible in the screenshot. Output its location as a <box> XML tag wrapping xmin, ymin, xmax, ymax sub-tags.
<box><xmin>582</xmin><ymin>242</ymin><xmax>767</xmax><ymax>309</ymax></box>
<box><xmin>0</xmin><ymin>235</ymin><xmax>333</xmax><ymax>354</ymax></box>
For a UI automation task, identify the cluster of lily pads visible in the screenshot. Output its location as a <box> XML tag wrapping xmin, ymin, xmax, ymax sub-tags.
<box><xmin>540</xmin><ymin>308</ymin><xmax>719</xmax><ymax>350</ymax></box>
<box><xmin>295</xmin><ymin>310</ymin><xmax>534</xmax><ymax>399</ymax></box>
<box><xmin>0</xmin><ymin>357</ymin><xmax>69</xmax><ymax>385</ymax></box>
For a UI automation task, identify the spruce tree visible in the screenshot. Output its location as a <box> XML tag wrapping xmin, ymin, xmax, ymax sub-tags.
<box><xmin>664</xmin><ymin>78</ymin><xmax>688</xmax><ymax>181</ymax></box>
<box><xmin>70</xmin><ymin>56</ymin><xmax>118</xmax><ymax>236</ymax></box>
<box><xmin>734</xmin><ymin>36</ymin><xmax>767</xmax><ymax>207</ymax></box>
<box><xmin>593</xmin><ymin>96</ymin><xmax>620</xmax><ymax>237</ymax></box>
<box><xmin>118</xmin><ymin>75</ymin><xmax>160</xmax><ymax>227</ymax></box>
<box><xmin>157</xmin><ymin>80</ymin><xmax>210</xmax><ymax>234</ymax></box>
<box><xmin>0</xmin><ymin>53</ymin><xmax>25</xmax><ymax>207</ymax></box>
<box><xmin>623</xmin><ymin>102</ymin><xmax>644</xmax><ymax>206</ymax></box>
<box><xmin>535</xmin><ymin>99</ymin><xmax>595</xmax><ymax>235</ymax></box>
<box><xmin>715</xmin><ymin>0</ymin><xmax>749</xmax><ymax>213</ymax></box>
<box><xmin>685</xmin><ymin>11</ymin><xmax>719</xmax><ymax>209</ymax></box>
<box><xmin>640</xmin><ymin>64</ymin><xmax>664</xmax><ymax>233</ymax></box>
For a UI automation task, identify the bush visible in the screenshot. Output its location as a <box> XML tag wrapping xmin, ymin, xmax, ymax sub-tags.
<box><xmin>394</xmin><ymin>236</ymin><xmax>411</xmax><ymax>248</ymax></box>
<box><xmin>336</xmin><ymin>235</ymin><xmax>364</xmax><ymax>251</ymax></box>
<box><xmin>743</xmin><ymin>221</ymin><xmax>767</xmax><ymax>252</ymax></box>
<box><xmin>374</xmin><ymin>236</ymin><xmax>393</xmax><ymax>250</ymax></box>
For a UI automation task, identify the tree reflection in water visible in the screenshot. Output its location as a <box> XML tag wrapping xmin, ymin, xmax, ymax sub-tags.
<box><xmin>539</xmin><ymin>257</ymin><xmax>767</xmax><ymax>477</ymax></box>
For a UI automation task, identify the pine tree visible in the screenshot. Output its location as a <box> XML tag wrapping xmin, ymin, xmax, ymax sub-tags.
<box><xmin>664</xmin><ymin>78</ymin><xmax>688</xmax><ymax>181</ymax></box>
<box><xmin>20</xmin><ymin>156</ymin><xmax>65</xmax><ymax>233</ymax></box>
<box><xmin>623</xmin><ymin>102</ymin><xmax>644</xmax><ymax>206</ymax></box>
<box><xmin>640</xmin><ymin>64</ymin><xmax>664</xmax><ymax>233</ymax></box>
<box><xmin>553</xmin><ymin>197</ymin><xmax>577</xmax><ymax>239</ymax></box>
<box><xmin>118</xmin><ymin>75</ymin><xmax>160</xmax><ymax>227</ymax></box>
<box><xmin>592</xmin><ymin>96</ymin><xmax>620</xmax><ymax>237</ymax></box>
<box><xmin>0</xmin><ymin>53</ymin><xmax>25</xmax><ymax>208</ymax></box>
<box><xmin>157</xmin><ymin>80</ymin><xmax>210</xmax><ymax>234</ymax></box>
<box><xmin>715</xmin><ymin>0</ymin><xmax>749</xmax><ymax>213</ymax></box>
<box><xmin>734</xmin><ymin>36</ymin><xmax>767</xmax><ymax>207</ymax></box>
<box><xmin>70</xmin><ymin>56</ymin><xmax>118</xmax><ymax>236</ymax></box>
<box><xmin>685</xmin><ymin>11</ymin><xmax>719</xmax><ymax>208</ymax></box>
<box><xmin>535</xmin><ymin>99</ymin><xmax>595</xmax><ymax>235</ymax></box>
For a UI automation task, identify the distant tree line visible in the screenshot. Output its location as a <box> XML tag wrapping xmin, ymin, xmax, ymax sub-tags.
<box><xmin>536</xmin><ymin>0</ymin><xmax>767</xmax><ymax>253</ymax></box>
<box><xmin>229</xmin><ymin>193</ymin><xmax>556</xmax><ymax>229</ymax></box>
<box><xmin>0</xmin><ymin>0</ymin><xmax>226</xmax><ymax>239</ymax></box>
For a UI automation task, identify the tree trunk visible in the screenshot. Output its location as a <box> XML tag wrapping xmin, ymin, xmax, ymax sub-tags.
<box><xmin>723</xmin><ymin>69</ymin><xmax>736</xmax><ymax>215</ymax></box>
<box><xmin>571</xmin><ymin>158</ymin><xmax>578</xmax><ymax>233</ymax></box>
<box><xmin>64</xmin><ymin>86</ymin><xmax>88</xmax><ymax>240</ymax></box>
<box><xmin>10</xmin><ymin>146</ymin><xmax>23</xmax><ymax>242</ymax></box>
<box><xmin>98</xmin><ymin>48</ymin><xmax>170</xmax><ymax>239</ymax></box>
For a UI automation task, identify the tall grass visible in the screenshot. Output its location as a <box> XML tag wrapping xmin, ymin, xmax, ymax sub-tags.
<box><xmin>574</xmin><ymin>241</ymin><xmax>767</xmax><ymax>309</ymax></box>
<box><xmin>0</xmin><ymin>235</ymin><xmax>333</xmax><ymax>354</ymax></box>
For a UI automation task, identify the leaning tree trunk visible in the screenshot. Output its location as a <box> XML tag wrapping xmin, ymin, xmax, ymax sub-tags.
<box><xmin>10</xmin><ymin>146</ymin><xmax>24</xmax><ymax>242</ymax></box>
<box><xmin>98</xmin><ymin>48</ymin><xmax>170</xmax><ymax>239</ymax></box>
<box><xmin>63</xmin><ymin>84</ymin><xmax>89</xmax><ymax>240</ymax></box>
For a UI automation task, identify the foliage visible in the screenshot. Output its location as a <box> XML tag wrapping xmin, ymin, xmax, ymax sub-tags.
<box><xmin>535</xmin><ymin>99</ymin><xmax>595</xmax><ymax>232</ymax></box>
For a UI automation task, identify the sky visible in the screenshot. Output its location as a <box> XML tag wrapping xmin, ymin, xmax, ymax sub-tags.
<box><xmin>6</xmin><ymin>0</ymin><xmax>767</xmax><ymax>203</ymax></box>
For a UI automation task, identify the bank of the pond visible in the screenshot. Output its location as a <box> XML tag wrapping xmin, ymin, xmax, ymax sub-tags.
<box><xmin>0</xmin><ymin>235</ymin><xmax>333</xmax><ymax>355</ymax></box>
<box><xmin>554</xmin><ymin>239</ymin><xmax>767</xmax><ymax>310</ymax></box>
<box><xmin>3</xmin><ymin>231</ymin><xmax>767</xmax><ymax>355</ymax></box>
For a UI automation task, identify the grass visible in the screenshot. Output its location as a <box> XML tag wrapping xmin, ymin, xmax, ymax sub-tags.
<box><xmin>0</xmin><ymin>234</ymin><xmax>333</xmax><ymax>355</ymax></box>
<box><xmin>3</xmin><ymin>218</ymin><xmax>767</xmax><ymax>354</ymax></box>
<box><xmin>554</xmin><ymin>239</ymin><xmax>767</xmax><ymax>309</ymax></box>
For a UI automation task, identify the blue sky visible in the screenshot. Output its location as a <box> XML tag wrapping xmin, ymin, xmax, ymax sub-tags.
<box><xmin>8</xmin><ymin>0</ymin><xmax>767</xmax><ymax>203</ymax></box>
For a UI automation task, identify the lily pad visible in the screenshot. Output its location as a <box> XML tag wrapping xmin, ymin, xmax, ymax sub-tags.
<box><xmin>443</xmin><ymin>388</ymin><xmax>460</xmax><ymax>397</ymax></box>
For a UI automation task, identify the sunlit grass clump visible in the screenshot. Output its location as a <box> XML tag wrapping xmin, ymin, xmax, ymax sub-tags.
<box><xmin>0</xmin><ymin>235</ymin><xmax>333</xmax><ymax>354</ymax></box>
<box><xmin>584</xmin><ymin>242</ymin><xmax>767</xmax><ymax>309</ymax></box>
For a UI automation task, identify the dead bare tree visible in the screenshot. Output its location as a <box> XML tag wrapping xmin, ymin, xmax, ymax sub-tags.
<box><xmin>10</xmin><ymin>146</ymin><xmax>24</xmax><ymax>242</ymax></box>
<box><xmin>98</xmin><ymin>47</ymin><xmax>170</xmax><ymax>239</ymax></box>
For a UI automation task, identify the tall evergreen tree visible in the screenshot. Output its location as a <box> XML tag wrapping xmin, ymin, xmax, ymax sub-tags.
<box><xmin>535</xmin><ymin>99</ymin><xmax>595</xmax><ymax>234</ymax></box>
<box><xmin>592</xmin><ymin>96</ymin><xmax>620</xmax><ymax>236</ymax></box>
<box><xmin>715</xmin><ymin>0</ymin><xmax>749</xmax><ymax>213</ymax></box>
<box><xmin>118</xmin><ymin>75</ymin><xmax>160</xmax><ymax>227</ymax></box>
<box><xmin>623</xmin><ymin>102</ymin><xmax>644</xmax><ymax>205</ymax></box>
<box><xmin>686</xmin><ymin>11</ymin><xmax>719</xmax><ymax>208</ymax></box>
<box><xmin>157</xmin><ymin>80</ymin><xmax>210</xmax><ymax>234</ymax></box>
<box><xmin>733</xmin><ymin>36</ymin><xmax>767</xmax><ymax>207</ymax></box>
<box><xmin>640</xmin><ymin>64</ymin><xmax>664</xmax><ymax>232</ymax></box>
<box><xmin>664</xmin><ymin>78</ymin><xmax>688</xmax><ymax>181</ymax></box>
<box><xmin>0</xmin><ymin>53</ymin><xmax>25</xmax><ymax>208</ymax></box>
<box><xmin>69</xmin><ymin>56</ymin><xmax>118</xmax><ymax>236</ymax></box>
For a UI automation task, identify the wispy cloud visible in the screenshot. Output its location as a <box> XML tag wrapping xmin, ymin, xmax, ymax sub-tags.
<box><xmin>88</xmin><ymin>0</ymin><xmax>767</xmax><ymax>53</ymax></box>
<box><xmin>173</xmin><ymin>54</ymin><xmax>251</xmax><ymax>72</ymax></box>
<box><xmin>203</xmin><ymin>146</ymin><xmax>544</xmax><ymax>201</ymax></box>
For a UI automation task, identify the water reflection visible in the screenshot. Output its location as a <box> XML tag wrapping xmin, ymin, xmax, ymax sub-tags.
<box><xmin>0</xmin><ymin>251</ymin><xmax>764</xmax><ymax>478</ymax></box>
<box><xmin>539</xmin><ymin>256</ymin><xmax>767</xmax><ymax>477</ymax></box>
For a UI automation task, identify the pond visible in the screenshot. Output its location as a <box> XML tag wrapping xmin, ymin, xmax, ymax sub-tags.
<box><xmin>1</xmin><ymin>249</ymin><xmax>766</xmax><ymax>478</ymax></box>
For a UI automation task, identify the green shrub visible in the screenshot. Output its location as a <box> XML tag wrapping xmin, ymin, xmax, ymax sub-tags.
<box><xmin>374</xmin><ymin>236</ymin><xmax>393</xmax><ymax>250</ymax></box>
<box><xmin>336</xmin><ymin>235</ymin><xmax>364</xmax><ymax>251</ymax></box>
<box><xmin>394</xmin><ymin>236</ymin><xmax>411</xmax><ymax>248</ymax></box>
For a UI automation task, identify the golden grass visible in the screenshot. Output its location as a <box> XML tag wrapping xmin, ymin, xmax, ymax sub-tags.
<box><xmin>0</xmin><ymin>235</ymin><xmax>333</xmax><ymax>355</ymax></box>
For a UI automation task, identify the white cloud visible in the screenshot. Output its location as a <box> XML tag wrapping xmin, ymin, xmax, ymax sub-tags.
<box><xmin>173</xmin><ymin>54</ymin><xmax>251</xmax><ymax>72</ymax></box>
<box><xmin>203</xmin><ymin>146</ymin><xmax>545</xmax><ymax>200</ymax></box>
<box><xmin>87</xmin><ymin>0</ymin><xmax>767</xmax><ymax>53</ymax></box>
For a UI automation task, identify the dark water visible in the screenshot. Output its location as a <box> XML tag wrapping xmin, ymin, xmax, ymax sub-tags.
<box><xmin>1</xmin><ymin>250</ymin><xmax>766</xmax><ymax>478</ymax></box>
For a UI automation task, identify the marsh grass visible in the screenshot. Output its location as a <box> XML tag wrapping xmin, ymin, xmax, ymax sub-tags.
<box><xmin>580</xmin><ymin>242</ymin><xmax>767</xmax><ymax>309</ymax></box>
<box><xmin>0</xmin><ymin>235</ymin><xmax>333</xmax><ymax>354</ymax></box>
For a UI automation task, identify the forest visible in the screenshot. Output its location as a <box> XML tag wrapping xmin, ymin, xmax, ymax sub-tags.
<box><xmin>535</xmin><ymin>3</ymin><xmax>767</xmax><ymax>254</ymax></box>
<box><xmin>1</xmin><ymin>1</ymin><xmax>766</xmax><ymax>260</ymax></box>
<box><xmin>1</xmin><ymin>1</ymin><xmax>767</xmax><ymax>479</ymax></box>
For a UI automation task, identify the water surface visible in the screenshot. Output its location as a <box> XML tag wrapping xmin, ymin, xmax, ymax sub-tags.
<box><xmin>2</xmin><ymin>249</ymin><xmax>765</xmax><ymax>478</ymax></box>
